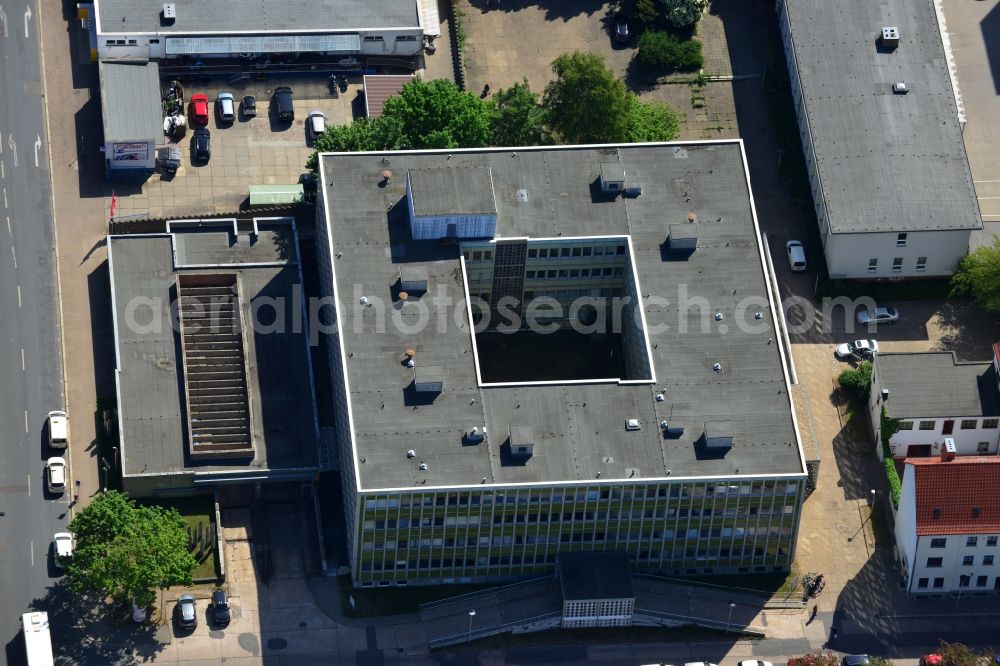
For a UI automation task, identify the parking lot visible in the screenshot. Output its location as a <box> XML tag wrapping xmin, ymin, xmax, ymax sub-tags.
<box><xmin>110</xmin><ymin>76</ymin><xmax>362</xmax><ymax>219</ymax></box>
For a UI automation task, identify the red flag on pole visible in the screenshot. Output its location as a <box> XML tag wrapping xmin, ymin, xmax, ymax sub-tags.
<box><xmin>109</xmin><ymin>190</ymin><xmax>118</xmax><ymax>219</ymax></box>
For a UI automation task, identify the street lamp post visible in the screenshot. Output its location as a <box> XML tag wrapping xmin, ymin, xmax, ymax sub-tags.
<box><xmin>726</xmin><ymin>601</ymin><xmax>736</xmax><ymax>633</ymax></box>
<box><xmin>869</xmin><ymin>489</ymin><xmax>876</xmax><ymax>507</ymax></box>
<box><xmin>467</xmin><ymin>609</ymin><xmax>476</xmax><ymax>644</ymax></box>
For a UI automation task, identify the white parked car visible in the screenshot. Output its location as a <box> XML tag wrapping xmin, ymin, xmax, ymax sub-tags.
<box><xmin>307</xmin><ymin>110</ymin><xmax>327</xmax><ymax>140</ymax></box>
<box><xmin>857</xmin><ymin>306</ymin><xmax>900</xmax><ymax>325</ymax></box>
<box><xmin>46</xmin><ymin>457</ymin><xmax>66</xmax><ymax>494</ymax></box>
<box><xmin>835</xmin><ymin>339</ymin><xmax>879</xmax><ymax>361</ymax></box>
<box><xmin>52</xmin><ymin>532</ymin><xmax>73</xmax><ymax>569</ymax></box>
<box><xmin>739</xmin><ymin>661</ymin><xmax>774</xmax><ymax>666</ymax></box>
<box><xmin>786</xmin><ymin>240</ymin><xmax>807</xmax><ymax>271</ymax></box>
<box><xmin>48</xmin><ymin>410</ymin><xmax>69</xmax><ymax>449</ymax></box>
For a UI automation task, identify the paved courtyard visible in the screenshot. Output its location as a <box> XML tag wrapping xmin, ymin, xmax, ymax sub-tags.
<box><xmin>457</xmin><ymin>0</ymin><xmax>744</xmax><ymax>140</ymax></box>
<box><xmin>108</xmin><ymin>76</ymin><xmax>357</xmax><ymax>220</ymax></box>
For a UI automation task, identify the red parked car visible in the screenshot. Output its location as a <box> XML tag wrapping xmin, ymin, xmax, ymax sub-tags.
<box><xmin>190</xmin><ymin>93</ymin><xmax>209</xmax><ymax>125</ymax></box>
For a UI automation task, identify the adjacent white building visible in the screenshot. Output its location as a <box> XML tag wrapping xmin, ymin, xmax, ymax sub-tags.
<box><xmin>776</xmin><ymin>0</ymin><xmax>981</xmax><ymax>279</ymax></box>
<box><xmin>895</xmin><ymin>456</ymin><xmax>1000</xmax><ymax>596</ymax></box>
<box><xmin>79</xmin><ymin>0</ymin><xmax>436</xmax><ymax>63</ymax></box>
<box><xmin>868</xmin><ymin>349</ymin><xmax>1000</xmax><ymax>459</ymax></box>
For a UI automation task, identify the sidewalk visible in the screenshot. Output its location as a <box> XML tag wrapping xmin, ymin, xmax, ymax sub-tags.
<box><xmin>38</xmin><ymin>0</ymin><xmax>111</xmax><ymax>513</ymax></box>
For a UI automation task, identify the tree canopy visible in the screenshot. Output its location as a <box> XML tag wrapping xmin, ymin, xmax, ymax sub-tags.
<box><xmin>543</xmin><ymin>51</ymin><xmax>632</xmax><ymax>144</ymax></box>
<box><xmin>661</xmin><ymin>0</ymin><xmax>709</xmax><ymax>27</ymax></box>
<box><xmin>625</xmin><ymin>95</ymin><xmax>681</xmax><ymax>142</ymax></box>
<box><xmin>64</xmin><ymin>491</ymin><xmax>196</xmax><ymax>607</ymax></box>
<box><xmin>636</xmin><ymin>31</ymin><xmax>704</xmax><ymax>73</ymax></box>
<box><xmin>306</xmin><ymin>116</ymin><xmax>407</xmax><ymax>171</ymax></box>
<box><xmin>490</xmin><ymin>79</ymin><xmax>546</xmax><ymax>147</ymax></box>
<box><xmin>934</xmin><ymin>641</ymin><xmax>997</xmax><ymax>666</ymax></box>
<box><xmin>951</xmin><ymin>236</ymin><xmax>1000</xmax><ymax>311</ymax></box>
<box><xmin>382</xmin><ymin>78</ymin><xmax>493</xmax><ymax>149</ymax></box>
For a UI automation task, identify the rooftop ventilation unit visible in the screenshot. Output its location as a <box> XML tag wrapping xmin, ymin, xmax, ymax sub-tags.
<box><xmin>399</xmin><ymin>266</ymin><xmax>429</xmax><ymax>294</ymax></box>
<box><xmin>413</xmin><ymin>365</ymin><xmax>444</xmax><ymax>393</ymax></box>
<box><xmin>599</xmin><ymin>162</ymin><xmax>626</xmax><ymax>194</ymax></box>
<box><xmin>465</xmin><ymin>426</ymin><xmax>486</xmax><ymax>444</ymax></box>
<box><xmin>892</xmin><ymin>82</ymin><xmax>909</xmax><ymax>94</ymax></box>
<box><xmin>161</xmin><ymin>2</ymin><xmax>176</xmax><ymax>24</ymax></box>
<box><xmin>509</xmin><ymin>425</ymin><xmax>535</xmax><ymax>457</ymax></box>
<box><xmin>880</xmin><ymin>26</ymin><xmax>899</xmax><ymax>48</ymax></box>
<box><xmin>668</xmin><ymin>223</ymin><xmax>698</xmax><ymax>252</ymax></box>
<box><xmin>704</xmin><ymin>421</ymin><xmax>734</xmax><ymax>449</ymax></box>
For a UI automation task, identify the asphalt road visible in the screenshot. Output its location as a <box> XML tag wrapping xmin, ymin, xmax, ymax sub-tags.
<box><xmin>0</xmin><ymin>0</ymin><xmax>69</xmax><ymax>662</ymax></box>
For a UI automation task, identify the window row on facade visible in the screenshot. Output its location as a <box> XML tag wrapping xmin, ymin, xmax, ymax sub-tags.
<box><xmin>359</xmin><ymin>542</ymin><xmax>793</xmax><ymax>570</ymax></box>
<box><xmin>926</xmin><ymin>555</ymin><xmax>996</xmax><ymax>567</ymax></box>
<box><xmin>930</xmin><ymin>536</ymin><xmax>999</xmax><ymax>548</ymax></box>
<box><xmin>362</xmin><ymin>505</ymin><xmax>795</xmax><ymax>530</ymax></box>
<box><xmin>916</xmin><ymin>575</ymin><xmax>996</xmax><ymax>589</ymax></box>
<box><xmin>899</xmin><ymin>419</ymin><xmax>999</xmax><ymax>431</ymax></box>
<box><xmin>360</xmin><ymin>482</ymin><xmax>801</xmax><ymax>511</ymax></box>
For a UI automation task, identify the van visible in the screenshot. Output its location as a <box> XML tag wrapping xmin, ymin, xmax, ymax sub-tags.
<box><xmin>785</xmin><ymin>240</ymin><xmax>807</xmax><ymax>272</ymax></box>
<box><xmin>48</xmin><ymin>411</ymin><xmax>69</xmax><ymax>449</ymax></box>
<box><xmin>273</xmin><ymin>86</ymin><xmax>294</xmax><ymax>122</ymax></box>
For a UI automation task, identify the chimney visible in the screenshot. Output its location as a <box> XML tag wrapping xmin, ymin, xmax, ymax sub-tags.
<box><xmin>941</xmin><ymin>437</ymin><xmax>957</xmax><ymax>462</ymax></box>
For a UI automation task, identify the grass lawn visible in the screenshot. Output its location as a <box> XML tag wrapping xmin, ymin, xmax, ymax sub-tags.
<box><xmin>137</xmin><ymin>496</ymin><xmax>218</xmax><ymax>581</ymax></box>
<box><xmin>338</xmin><ymin>575</ymin><xmax>495</xmax><ymax>617</ymax></box>
<box><xmin>454</xmin><ymin>625</ymin><xmax>762</xmax><ymax>651</ymax></box>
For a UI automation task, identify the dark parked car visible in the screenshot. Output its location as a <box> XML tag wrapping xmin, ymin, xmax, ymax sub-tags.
<box><xmin>191</xmin><ymin>128</ymin><xmax>211</xmax><ymax>163</ymax></box>
<box><xmin>843</xmin><ymin>656</ymin><xmax>871</xmax><ymax>666</ymax></box>
<box><xmin>274</xmin><ymin>86</ymin><xmax>294</xmax><ymax>121</ymax></box>
<box><xmin>614</xmin><ymin>18</ymin><xmax>629</xmax><ymax>43</ymax></box>
<box><xmin>175</xmin><ymin>594</ymin><xmax>197</xmax><ymax>630</ymax></box>
<box><xmin>211</xmin><ymin>588</ymin><xmax>231</xmax><ymax>627</ymax></box>
<box><xmin>240</xmin><ymin>95</ymin><xmax>256</xmax><ymax>118</ymax></box>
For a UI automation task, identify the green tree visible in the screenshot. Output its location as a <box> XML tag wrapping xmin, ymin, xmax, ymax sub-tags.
<box><xmin>624</xmin><ymin>95</ymin><xmax>680</xmax><ymax>141</ymax></box>
<box><xmin>636</xmin><ymin>31</ymin><xmax>704</xmax><ymax>73</ymax></box>
<box><xmin>542</xmin><ymin>51</ymin><xmax>631</xmax><ymax>144</ymax></box>
<box><xmin>64</xmin><ymin>491</ymin><xmax>196</xmax><ymax>607</ymax></box>
<box><xmin>936</xmin><ymin>641</ymin><xmax>996</xmax><ymax>666</ymax></box>
<box><xmin>661</xmin><ymin>0</ymin><xmax>709</xmax><ymax>28</ymax></box>
<box><xmin>306</xmin><ymin>116</ymin><xmax>407</xmax><ymax>171</ymax></box>
<box><xmin>635</xmin><ymin>0</ymin><xmax>661</xmax><ymax>29</ymax></box>
<box><xmin>490</xmin><ymin>79</ymin><xmax>545</xmax><ymax>147</ymax></box>
<box><xmin>837</xmin><ymin>360</ymin><xmax>873</xmax><ymax>401</ymax></box>
<box><xmin>951</xmin><ymin>236</ymin><xmax>1000</xmax><ymax>311</ymax></box>
<box><xmin>381</xmin><ymin>78</ymin><xmax>492</xmax><ymax>149</ymax></box>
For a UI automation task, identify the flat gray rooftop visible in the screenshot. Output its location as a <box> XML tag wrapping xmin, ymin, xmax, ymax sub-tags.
<box><xmin>783</xmin><ymin>0</ymin><xmax>980</xmax><ymax>233</ymax></box>
<box><xmin>95</xmin><ymin>0</ymin><xmax>420</xmax><ymax>34</ymax></box>
<box><xmin>559</xmin><ymin>552</ymin><xmax>634</xmax><ymax>601</ymax></box>
<box><xmin>321</xmin><ymin>143</ymin><xmax>803</xmax><ymax>491</ymax></box>
<box><xmin>109</xmin><ymin>225</ymin><xmax>318</xmax><ymax>479</ymax></box>
<box><xmin>875</xmin><ymin>352</ymin><xmax>1000</xmax><ymax>419</ymax></box>
<box><xmin>99</xmin><ymin>61</ymin><xmax>162</xmax><ymax>143</ymax></box>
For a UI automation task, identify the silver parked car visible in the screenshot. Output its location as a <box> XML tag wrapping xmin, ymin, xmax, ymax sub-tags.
<box><xmin>216</xmin><ymin>92</ymin><xmax>235</xmax><ymax>123</ymax></box>
<box><xmin>835</xmin><ymin>339</ymin><xmax>879</xmax><ymax>361</ymax></box>
<box><xmin>857</xmin><ymin>306</ymin><xmax>900</xmax><ymax>325</ymax></box>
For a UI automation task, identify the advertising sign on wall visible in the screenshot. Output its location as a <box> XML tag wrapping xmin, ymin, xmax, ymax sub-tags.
<box><xmin>111</xmin><ymin>142</ymin><xmax>151</xmax><ymax>162</ymax></box>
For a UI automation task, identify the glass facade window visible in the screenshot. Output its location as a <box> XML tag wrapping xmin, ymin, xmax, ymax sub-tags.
<box><xmin>352</xmin><ymin>479</ymin><xmax>802</xmax><ymax>585</ymax></box>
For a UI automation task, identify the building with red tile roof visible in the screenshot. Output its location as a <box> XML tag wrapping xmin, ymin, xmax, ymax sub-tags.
<box><xmin>895</xmin><ymin>455</ymin><xmax>1000</xmax><ymax>595</ymax></box>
